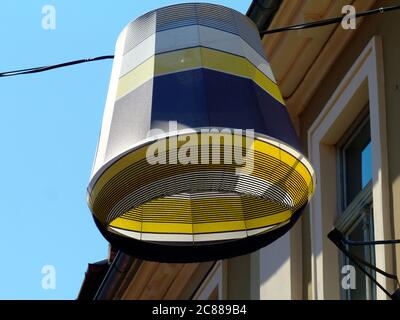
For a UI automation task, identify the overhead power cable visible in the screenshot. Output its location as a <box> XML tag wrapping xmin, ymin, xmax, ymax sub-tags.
<box><xmin>260</xmin><ymin>4</ymin><xmax>400</xmax><ymax>35</ymax></box>
<box><xmin>1</xmin><ymin>4</ymin><xmax>400</xmax><ymax>77</ymax></box>
<box><xmin>0</xmin><ymin>55</ymin><xmax>114</xmax><ymax>77</ymax></box>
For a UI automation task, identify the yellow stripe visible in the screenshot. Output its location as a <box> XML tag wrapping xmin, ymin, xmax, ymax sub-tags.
<box><xmin>244</xmin><ymin>210</ymin><xmax>291</xmax><ymax>230</ymax></box>
<box><xmin>116</xmin><ymin>47</ymin><xmax>284</xmax><ymax>104</ymax></box>
<box><xmin>192</xmin><ymin>220</ymin><xmax>246</xmax><ymax>234</ymax></box>
<box><xmin>121</xmin><ymin>196</ymin><xmax>284</xmax><ymax>221</ymax></box>
<box><xmin>253</xmin><ymin>140</ymin><xmax>314</xmax><ymax>196</ymax></box>
<box><xmin>142</xmin><ymin>222</ymin><xmax>193</xmax><ymax>233</ymax></box>
<box><xmin>154</xmin><ymin>47</ymin><xmax>202</xmax><ymax>74</ymax></box>
<box><xmin>109</xmin><ymin>208</ymin><xmax>291</xmax><ymax>234</ymax></box>
<box><xmin>116</xmin><ymin>56</ymin><xmax>154</xmax><ymax>99</ymax></box>
<box><xmin>90</xmin><ymin>146</ymin><xmax>148</xmax><ymax>200</ymax></box>
<box><xmin>200</xmin><ymin>48</ymin><xmax>284</xmax><ymax>104</ymax></box>
<box><xmin>110</xmin><ymin>218</ymin><xmax>142</xmax><ymax>232</ymax></box>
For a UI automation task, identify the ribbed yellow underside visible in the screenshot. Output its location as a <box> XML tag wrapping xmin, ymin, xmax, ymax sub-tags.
<box><xmin>110</xmin><ymin>196</ymin><xmax>292</xmax><ymax>234</ymax></box>
<box><xmin>88</xmin><ymin>133</ymin><xmax>315</xmax><ymax>239</ymax></box>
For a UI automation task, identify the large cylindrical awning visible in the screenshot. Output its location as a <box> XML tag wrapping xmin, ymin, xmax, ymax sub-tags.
<box><xmin>87</xmin><ymin>3</ymin><xmax>315</xmax><ymax>262</ymax></box>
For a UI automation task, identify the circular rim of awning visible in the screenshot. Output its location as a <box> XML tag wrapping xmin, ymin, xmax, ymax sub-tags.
<box><xmin>87</xmin><ymin>128</ymin><xmax>315</xmax><ymax>257</ymax></box>
<box><xmin>88</xmin><ymin>128</ymin><xmax>315</xmax><ymax>192</ymax></box>
<box><xmin>92</xmin><ymin>205</ymin><xmax>307</xmax><ymax>263</ymax></box>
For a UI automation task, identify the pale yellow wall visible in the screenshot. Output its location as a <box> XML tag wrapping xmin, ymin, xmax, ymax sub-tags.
<box><xmin>298</xmin><ymin>0</ymin><xmax>400</xmax><ymax>299</ymax></box>
<box><xmin>226</xmin><ymin>256</ymin><xmax>252</xmax><ymax>299</ymax></box>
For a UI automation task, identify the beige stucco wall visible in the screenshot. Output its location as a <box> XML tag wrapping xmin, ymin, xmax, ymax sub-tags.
<box><xmin>298</xmin><ymin>0</ymin><xmax>400</xmax><ymax>299</ymax></box>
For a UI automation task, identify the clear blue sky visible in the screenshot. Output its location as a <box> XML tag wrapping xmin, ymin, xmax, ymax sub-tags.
<box><xmin>0</xmin><ymin>0</ymin><xmax>251</xmax><ymax>300</ymax></box>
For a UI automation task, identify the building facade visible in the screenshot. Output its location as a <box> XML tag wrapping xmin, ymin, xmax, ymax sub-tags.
<box><xmin>78</xmin><ymin>0</ymin><xmax>400</xmax><ymax>300</ymax></box>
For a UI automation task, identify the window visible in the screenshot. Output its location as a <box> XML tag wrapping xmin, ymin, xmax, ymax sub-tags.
<box><xmin>335</xmin><ymin>111</ymin><xmax>376</xmax><ymax>300</ymax></box>
<box><xmin>307</xmin><ymin>37</ymin><xmax>392</xmax><ymax>300</ymax></box>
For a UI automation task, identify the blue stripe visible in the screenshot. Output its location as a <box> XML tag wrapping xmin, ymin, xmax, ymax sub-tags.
<box><xmin>149</xmin><ymin>68</ymin><xmax>300</xmax><ymax>149</ymax></box>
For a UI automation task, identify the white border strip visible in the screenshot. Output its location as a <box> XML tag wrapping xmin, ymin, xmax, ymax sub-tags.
<box><xmin>109</xmin><ymin>224</ymin><xmax>286</xmax><ymax>243</ymax></box>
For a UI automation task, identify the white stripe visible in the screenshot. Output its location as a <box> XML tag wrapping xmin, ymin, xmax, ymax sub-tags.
<box><xmin>246</xmin><ymin>224</ymin><xmax>282</xmax><ymax>236</ymax></box>
<box><xmin>166</xmin><ymin>192</ymin><xmax>240</xmax><ymax>200</ymax></box>
<box><xmin>193</xmin><ymin>230</ymin><xmax>247</xmax><ymax>242</ymax></box>
<box><xmin>109</xmin><ymin>226</ymin><xmax>141</xmax><ymax>240</ymax></box>
<box><xmin>141</xmin><ymin>232</ymin><xmax>194</xmax><ymax>243</ymax></box>
<box><xmin>109</xmin><ymin>224</ymin><xmax>286</xmax><ymax>243</ymax></box>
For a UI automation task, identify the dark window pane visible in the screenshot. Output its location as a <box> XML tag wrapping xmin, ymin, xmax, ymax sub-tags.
<box><xmin>344</xmin><ymin>206</ymin><xmax>375</xmax><ymax>300</ymax></box>
<box><xmin>343</xmin><ymin>118</ymin><xmax>371</xmax><ymax>206</ymax></box>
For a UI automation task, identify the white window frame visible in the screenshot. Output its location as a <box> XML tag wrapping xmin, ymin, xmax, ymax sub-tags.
<box><xmin>307</xmin><ymin>36</ymin><xmax>393</xmax><ymax>300</ymax></box>
<box><xmin>193</xmin><ymin>261</ymin><xmax>227</xmax><ymax>300</ymax></box>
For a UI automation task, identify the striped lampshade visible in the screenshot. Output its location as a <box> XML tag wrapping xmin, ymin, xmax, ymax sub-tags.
<box><xmin>87</xmin><ymin>3</ymin><xmax>315</xmax><ymax>262</ymax></box>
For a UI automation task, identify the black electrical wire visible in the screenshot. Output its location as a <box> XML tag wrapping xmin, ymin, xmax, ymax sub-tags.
<box><xmin>0</xmin><ymin>55</ymin><xmax>114</xmax><ymax>77</ymax></box>
<box><xmin>260</xmin><ymin>4</ymin><xmax>400</xmax><ymax>36</ymax></box>
<box><xmin>341</xmin><ymin>238</ymin><xmax>400</xmax><ymax>246</ymax></box>
<box><xmin>1</xmin><ymin>4</ymin><xmax>400</xmax><ymax>77</ymax></box>
<box><xmin>328</xmin><ymin>229</ymin><xmax>400</xmax><ymax>300</ymax></box>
